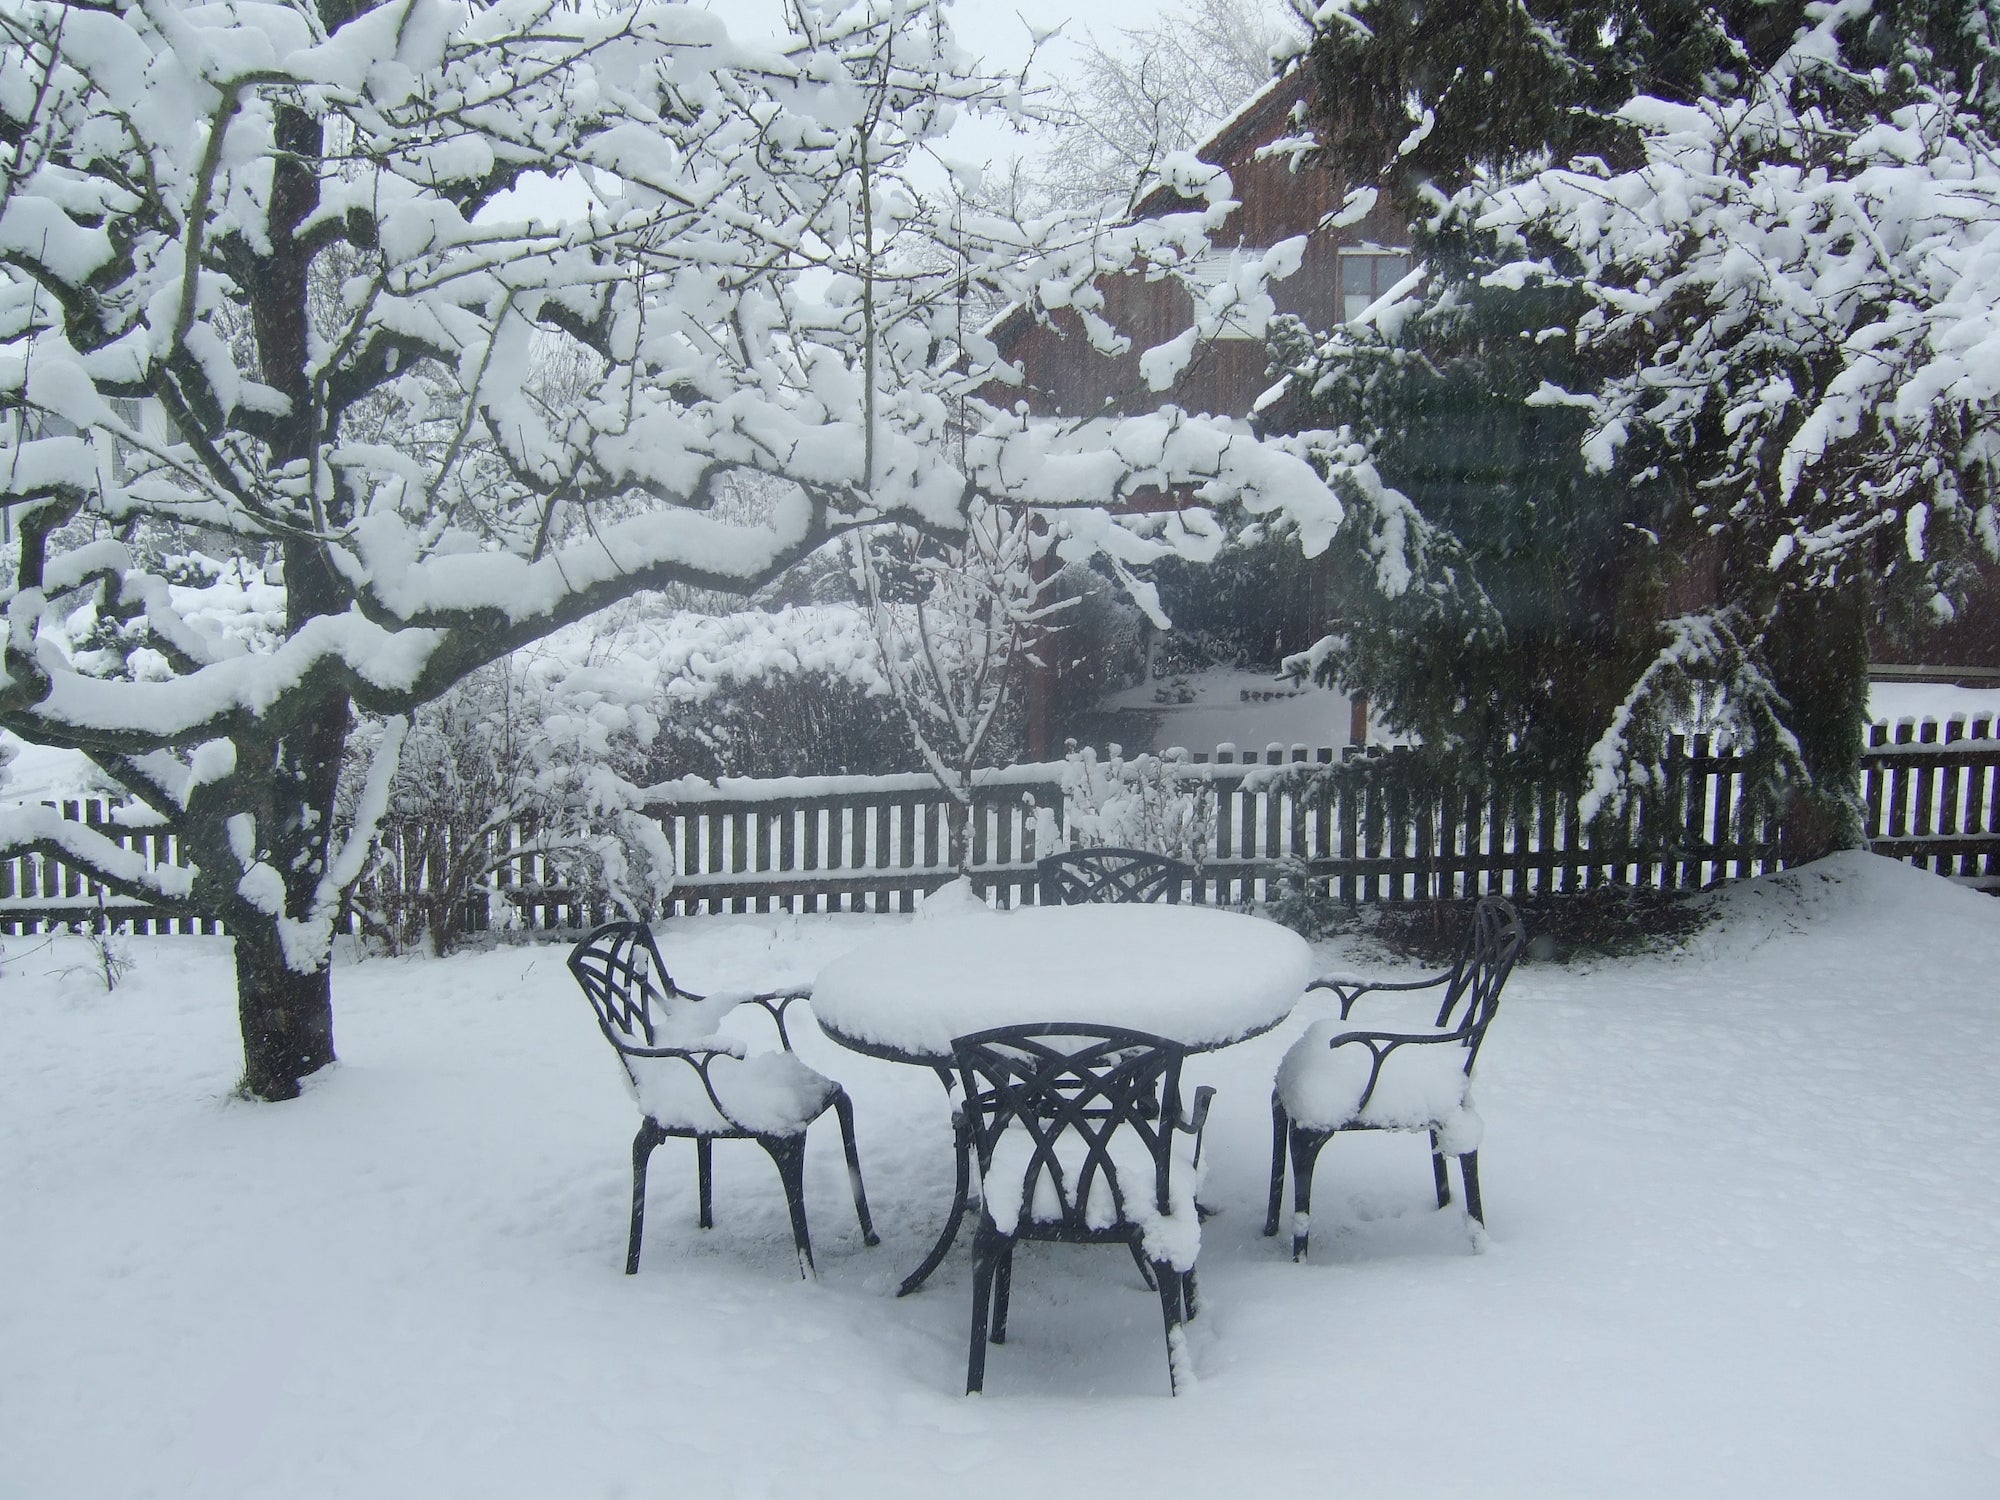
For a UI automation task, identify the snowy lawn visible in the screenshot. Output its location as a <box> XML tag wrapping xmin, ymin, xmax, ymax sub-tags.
<box><xmin>4</xmin><ymin>852</ymin><xmax>1998</xmax><ymax>1498</ymax></box>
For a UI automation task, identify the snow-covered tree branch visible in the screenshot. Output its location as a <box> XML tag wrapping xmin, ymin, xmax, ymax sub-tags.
<box><xmin>2</xmin><ymin>0</ymin><xmax>1342</xmax><ymax>1097</ymax></box>
<box><xmin>1277</xmin><ymin>0</ymin><xmax>2000</xmax><ymax>850</ymax></box>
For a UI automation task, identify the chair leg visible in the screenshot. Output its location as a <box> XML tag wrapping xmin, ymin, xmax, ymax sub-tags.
<box><xmin>1151</xmin><ymin>1256</ymin><xmax>1186</xmax><ymax>1395</ymax></box>
<box><xmin>627</xmin><ymin>1120</ymin><xmax>663</xmax><ymax>1275</ymax></box>
<box><xmin>759</xmin><ymin>1135</ymin><xmax>815</xmax><ymax>1278</ymax></box>
<box><xmin>1264</xmin><ymin>1093</ymin><xmax>1289</xmax><ymax>1236</ymax></box>
<box><xmin>991</xmin><ymin>1242</ymin><xmax>1014</xmax><ymax>1345</ymax></box>
<box><xmin>967</xmin><ymin>1227</ymin><xmax>1001</xmax><ymax>1394</ymax></box>
<box><xmin>899</xmin><ymin>1110</ymin><xmax>973</xmax><ymax>1297</ymax></box>
<box><xmin>1181</xmin><ymin>1268</ymin><xmax>1199</xmax><ymax>1322</ymax></box>
<box><xmin>1129</xmin><ymin>1241</ymin><xmax>1159</xmax><ymax>1290</ymax></box>
<box><xmin>1429</xmin><ymin>1128</ymin><xmax>1450</xmax><ymax>1210</ymax></box>
<box><xmin>1289</xmin><ymin>1126</ymin><xmax>1331</xmax><ymax>1262</ymax></box>
<box><xmin>696</xmin><ymin>1136</ymin><xmax>714</xmax><ymax>1229</ymax></box>
<box><xmin>1460</xmin><ymin>1151</ymin><xmax>1484</xmax><ymax>1225</ymax></box>
<box><xmin>830</xmin><ymin>1088</ymin><xmax>880</xmax><ymax>1247</ymax></box>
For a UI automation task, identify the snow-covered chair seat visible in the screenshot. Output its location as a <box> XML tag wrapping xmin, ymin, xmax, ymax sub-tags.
<box><xmin>952</xmin><ymin>1026</ymin><xmax>1214</xmax><ymax>1396</ymax></box>
<box><xmin>568</xmin><ymin>921</ymin><xmax>878</xmax><ymax>1278</ymax></box>
<box><xmin>1037</xmin><ymin>848</ymin><xmax>1192</xmax><ymax>906</ymax></box>
<box><xmin>1265</xmin><ymin>895</ymin><xmax>1525</xmax><ymax>1261</ymax></box>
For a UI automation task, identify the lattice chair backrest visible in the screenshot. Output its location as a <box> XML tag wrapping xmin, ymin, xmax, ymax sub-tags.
<box><xmin>568</xmin><ymin>921</ymin><xmax>688</xmax><ymax>1054</ymax></box>
<box><xmin>952</xmin><ymin>1026</ymin><xmax>1188</xmax><ymax>1235</ymax></box>
<box><xmin>1038</xmin><ymin>848</ymin><xmax>1192</xmax><ymax>906</ymax></box>
<box><xmin>1434</xmin><ymin>896</ymin><xmax>1527</xmax><ymax>1058</ymax></box>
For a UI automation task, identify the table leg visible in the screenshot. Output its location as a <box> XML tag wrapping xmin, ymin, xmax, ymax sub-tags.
<box><xmin>896</xmin><ymin>1109</ymin><xmax>972</xmax><ymax>1297</ymax></box>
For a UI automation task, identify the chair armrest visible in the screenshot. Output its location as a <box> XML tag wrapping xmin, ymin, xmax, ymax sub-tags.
<box><xmin>608</xmin><ymin>1035</ymin><xmax>747</xmax><ymax>1062</ymax></box>
<box><xmin>1177</xmin><ymin>1084</ymin><xmax>1216</xmax><ymax>1136</ymax></box>
<box><xmin>736</xmin><ymin>987</ymin><xmax>814</xmax><ymax>1050</ymax></box>
<box><xmin>1320</xmin><ymin>1024</ymin><xmax>1472</xmax><ymax>1051</ymax></box>
<box><xmin>1297</xmin><ymin>1029</ymin><xmax>1470</xmax><ymax>1119</ymax></box>
<box><xmin>1176</xmin><ymin>1085</ymin><xmax>1217</xmax><ymax>1169</ymax></box>
<box><xmin>1307</xmin><ymin>969</ymin><xmax>1454</xmax><ymax>1020</ymax></box>
<box><xmin>614</xmin><ymin>1041</ymin><xmax>769</xmax><ymax>1132</ymax></box>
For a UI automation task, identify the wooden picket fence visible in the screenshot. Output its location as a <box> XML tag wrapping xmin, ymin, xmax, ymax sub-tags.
<box><xmin>3</xmin><ymin>718</ymin><xmax>1997</xmax><ymax>935</ymax></box>
<box><xmin>1862</xmin><ymin>715</ymin><xmax>2000</xmax><ymax>883</ymax></box>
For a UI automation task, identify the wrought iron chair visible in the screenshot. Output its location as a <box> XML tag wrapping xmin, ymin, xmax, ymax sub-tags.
<box><xmin>568</xmin><ymin>921</ymin><xmax>878</xmax><ymax>1277</ymax></box>
<box><xmin>951</xmin><ymin>1025</ymin><xmax>1214</xmax><ymax>1395</ymax></box>
<box><xmin>1038</xmin><ymin>848</ymin><xmax>1192</xmax><ymax>906</ymax></box>
<box><xmin>1264</xmin><ymin>895</ymin><xmax>1525</xmax><ymax>1260</ymax></box>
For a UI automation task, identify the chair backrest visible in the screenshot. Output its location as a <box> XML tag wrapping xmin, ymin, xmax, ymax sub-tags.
<box><xmin>1434</xmin><ymin>896</ymin><xmax>1527</xmax><ymax>1059</ymax></box>
<box><xmin>1038</xmin><ymin>848</ymin><xmax>1191</xmax><ymax>906</ymax></box>
<box><xmin>951</xmin><ymin>1026</ymin><xmax>1188</xmax><ymax>1231</ymax></box>
<box><xmin>568</xmin><ymin>920</ymin><xmax>691</xmax><ymax>1053</ymax></box>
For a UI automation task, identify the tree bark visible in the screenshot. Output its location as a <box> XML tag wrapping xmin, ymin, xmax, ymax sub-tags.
<box><xmin>1767</xmin><ymin>584</ymin><xmax>1872</xmax><ymax>865</ymax></box>
<box><xmin>946</xmin><ymin>796</ymin><xmax>972</xmax><ymax>875</ymax></box>
<box><xmin>233</xmin><ymin>920</ymin><xmax>335</xmax><ymax>1101</ymax></box>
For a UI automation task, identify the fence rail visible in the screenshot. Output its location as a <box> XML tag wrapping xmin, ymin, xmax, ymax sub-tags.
<box><xmin>5</xmin><ymin>717</ymin><xmax>1997</xmax><ymax>935</ymax></box>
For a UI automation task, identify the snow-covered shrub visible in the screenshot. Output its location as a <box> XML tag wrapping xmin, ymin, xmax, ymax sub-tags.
<box><xmin>1262</xmin><ymin>854</ymin><xmax>1346</xmax><ymax>941</ymax></box>
<box><xmin>344</xmin><ymin>660</ymin><xmax>671</xmax><ymax>955</ymax></box>
<box><xmin>340</xmin><ymin>596</ymin><xmax>939</xmax><ymax>949</ymax></box>
<box><xmin>1057</xmin><ymin>743</ymin><xmax>1214</xmax><ymax>865</ymax></box>
<box><xmin>1045</xmin><ymin>563</ymin><xmax>1149</xmax><ymax>729</ymax></box>
<box><xmin>849</xmin><ymin>503</ymin><xmax>1067</xmax><ymax>865</ymax></box>
<box><xmin>642</xmin><ymin>673</ymin><xmax>920</xmax><ymax>782</ymax></box>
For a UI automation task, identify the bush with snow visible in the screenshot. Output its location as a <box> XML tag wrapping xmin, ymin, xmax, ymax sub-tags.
<box><xmin>1056</xmin><ymin>743</ymin><xmax>1216</xmax><ymax>865</ymax></box>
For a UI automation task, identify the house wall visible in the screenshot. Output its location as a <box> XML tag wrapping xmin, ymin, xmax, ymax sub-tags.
<box><xmin>988</xmin><ymin>70</ymin><xmax>1406</xmax><ymax>427</ymax></box>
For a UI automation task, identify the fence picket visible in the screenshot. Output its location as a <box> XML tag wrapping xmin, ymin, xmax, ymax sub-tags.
<box><xmin>8</xmin><ymin>729</ymin><xmax>1999</xmax><ymax>935</ymax></box>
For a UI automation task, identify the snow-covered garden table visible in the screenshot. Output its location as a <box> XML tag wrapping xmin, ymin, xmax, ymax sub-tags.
<box><xmin>812</xmin><ymin>902</ymin><xmax>1314</xmax><ymax>1292</ymax></box>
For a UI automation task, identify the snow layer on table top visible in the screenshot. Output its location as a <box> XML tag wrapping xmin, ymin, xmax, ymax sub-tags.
<box><xmin>6</xmin><ymin>853</ymin><xmax>2000</xmax><ymax>1493</ymax></box>
<box><xmin>810</xmin><ymin>903</ymin><xmax>1314</xmax><ymax>1060</ymax></box>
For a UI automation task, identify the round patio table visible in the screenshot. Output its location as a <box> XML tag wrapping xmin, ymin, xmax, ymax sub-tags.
<box><xmin>812</xmin><ymin>901</ymin><xmax>1314</xmax><ymax>1292</ymax></box>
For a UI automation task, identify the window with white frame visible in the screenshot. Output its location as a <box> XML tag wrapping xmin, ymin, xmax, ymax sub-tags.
<box><xmin>1340</xmin><ymin>248</ymin><xmax>1411</xmax><ymax>322</ymax></box>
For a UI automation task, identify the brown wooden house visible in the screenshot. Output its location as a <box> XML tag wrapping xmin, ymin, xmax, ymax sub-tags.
<box><xmin>991</xmin><ymin>68</ymin><xmax>1397</xmax><ymax>753</ymax></box>
<box><xmin>988</xmin><ymin>69</ymin><xmax>1406</xmax><ymax>427</ymax></box>
<box><xmin>993</xmin><ymin>68</ymin><xmax>1998</xmax><ymax>755</ymax></box>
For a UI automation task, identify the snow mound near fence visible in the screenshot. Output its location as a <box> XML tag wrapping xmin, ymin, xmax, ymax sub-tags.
<box><xmin>1695</xmin><ymin>849</ymin><xmax>2000</xmax><ymax>954</ymax></box>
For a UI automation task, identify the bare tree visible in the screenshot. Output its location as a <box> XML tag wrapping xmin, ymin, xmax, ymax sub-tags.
<box><xmin>1</xmin><ymin>0</ymin><xmax>1342</xmax><ymax>1100</ymax></box>
<box><xmin>1037</xmin><ymin>0</ymin><xmax>1309</xmax><ymax>217</ymax></box>
<box><xmin>848</xmin><ymin>504</ymin><xmax>1065</xmax><ymax>870</ymax></box>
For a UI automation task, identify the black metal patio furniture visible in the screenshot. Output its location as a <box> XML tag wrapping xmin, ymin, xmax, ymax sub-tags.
<box><xmin>1264</xmin><ymin>894</ymin><xmax>1525</xmax><ymax>1260</ymax></box>
<box><xmin>568</xmin><ymin>921</ymin><xmax>878</xmax><ymax>1277</ymax></box>
<box><xmin>951</xmin><ymin>1025</ymin><xmax>1214</xmax><ymax>1395</ymax></box>
<box><xmin>1038</xmin><ymin>847</ymin><xmax>1192</xmax><ymax>906</ymax></box>
<box><xmin>811</xmin><ymin>904</ymin><xmax>1311</xmax><ymax>1298</ymax></box>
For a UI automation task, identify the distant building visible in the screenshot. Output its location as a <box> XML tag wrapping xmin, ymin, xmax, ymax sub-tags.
<box><xmin>991</xmin><ymin>66</ymin><xmax>1998</xmax><ymax>757</ymax></box>
<box><xmin>989</xmin><ymin>69</ymin><xmax>1390</xmax><ymax>754</ymax></box>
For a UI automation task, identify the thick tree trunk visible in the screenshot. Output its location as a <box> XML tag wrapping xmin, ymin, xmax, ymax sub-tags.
<box><xmin>1767</xmin><ymin>586</ymin><xmax>1872</xmax><ymax>865</ymax></box>
<box><xmin>945</xmin><ymin>797</ymin><xmax>973</xmax><ymax>875</ymax></box>
<box><xmin>233</xmin><ymin>920</ymin><xmax>335</xmax><ymax>1101</ymax></box>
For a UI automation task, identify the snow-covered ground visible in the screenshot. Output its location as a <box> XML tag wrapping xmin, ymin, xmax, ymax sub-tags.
<box><xmin>1869</xmin><ymin>679</ymin><xmax>2000</xmax><ymax>727</ymax></box>
<box><xmin>4</xmin><ymin>852</ymin><xmax>1997</xmax><ymax>1497</ymax></box>
<box><xmin>1095</xmin><ymin>665</ymin><xmax>1370</xmax><ymax>753</ymax></box>
<box><xmin>1091</xmin><ymin>671</ymin><xmax>2000</xmax><ymax>759</ymax></box>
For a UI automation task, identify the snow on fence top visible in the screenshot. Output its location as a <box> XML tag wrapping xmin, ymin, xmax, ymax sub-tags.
<box><xmin>6</xmin><ymin>726</ymin><xmax>1997</xmax><ymax>935</ymax></box>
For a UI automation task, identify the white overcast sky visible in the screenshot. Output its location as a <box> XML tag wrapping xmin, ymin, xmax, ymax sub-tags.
<box><xmin>493</xmin><ymin>0</ymin><xmax>1184</xmax><ymax>220</ymax></box>
<box><xmin>944</xmin><ymin>0</ymin><xmax>1170</xmax><ymax>73</ymax></box>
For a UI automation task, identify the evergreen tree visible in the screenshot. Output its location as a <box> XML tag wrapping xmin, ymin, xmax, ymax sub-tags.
<box><xmin>1278</xmin><ymin>0</ymin><xmax>2000</xmax><ymax>851</ymax></box>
